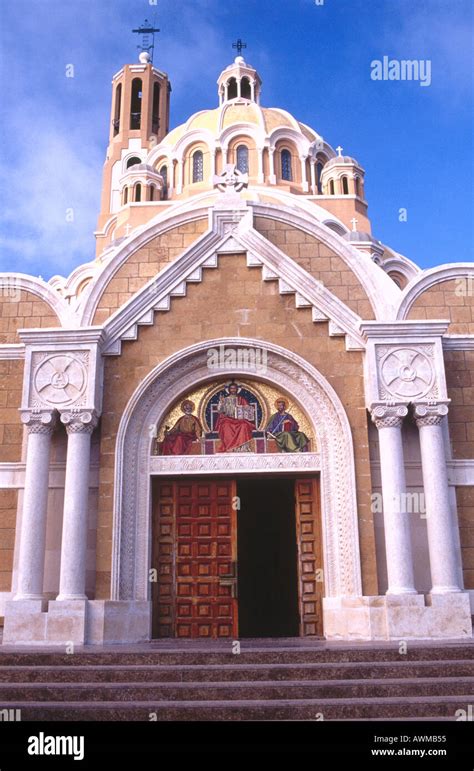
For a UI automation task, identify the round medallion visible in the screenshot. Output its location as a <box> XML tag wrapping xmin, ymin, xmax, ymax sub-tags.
<box><xmin>34</xmin><ymin>354</ymin><xmax>87</xmax><ymax>405</ymax></box>
<box><xmin>380</xmin><ymin>348</ymin><xmax>434</xmax><ymax>399</ymax></box>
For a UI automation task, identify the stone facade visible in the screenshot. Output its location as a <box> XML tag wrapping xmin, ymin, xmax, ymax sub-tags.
<box><xmin>0</xmin><ymin>52</ymin><xmax>472</xmax><ymax>644</ymax></box>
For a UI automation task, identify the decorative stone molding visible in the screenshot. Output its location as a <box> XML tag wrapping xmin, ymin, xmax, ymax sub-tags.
<box><xmin>112</xmin><ymin>338</ymin><xmax>362</xmax><ymax>603</ymax></box>
<box><xmin>18</xmin><ymin>329</ymin><xmax>105</xmax><ymax>417</ymax></box>
<box><xmin>20</xmin><ymin>410</ymin><xmax>57</xmax><ymax>435</ymax></box>
<box><xmin>396</xmin><ymin>264</ymin><xmax>474</xmax><ymax>321</ymax></box>
<box><xmin>150</xmin><ymin>452</ymin><xmax>321</xmax><ymax>475</ymax></box>
<box><xmin>0</xmin><ymin>344</ymin><xmax>25</xmax><ymax>360</ymax></box>
<box><xmin>370</xmin><ymin>404</ymin><xmax>408</xmax><ymax>429</ymax></box>
<box><xmin>413</xmin><ymin>402</ymin><xmax>449</xmax><ymax>428</ymax></box>
<box><xmin>60</xmin><ymin>409</ymin><xmax>99</xmax><ymax>434</ymax></box>
<box><xmin>360</xmin><ymin>322</ymin><xmax>449</xmax><ymax>408</ymax></box>
<box><xmin>100</xmin><ymin>205</ymin><xmax>367</xmax><ymax>355</ymax></box>
<box><xmin>213</xmin><ymin>163</ymin><xmax>249</xmax><ymax>193</ymax></box>
<box><xmin>377</xmin><ymin>345</ymin><xmax>436</xmax><ymax>401</ymax></box>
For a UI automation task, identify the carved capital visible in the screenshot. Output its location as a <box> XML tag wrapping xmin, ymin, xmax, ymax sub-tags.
<box><xmin>21</xmin><ymin>410</ymin><xmax>57</xmax><ymax>435</ymax></box>
<box><xmin>60</xmin><ymin>409</ymin><xmax>99</xmax><ymax>435</ymax></box>
<box><xmin>413</xmin><ymin>403</ymin><xmax>449</xmax><ymax>428</ymax></box>
<box><xmin>370</xmin><ymin>404</ymin><xmax>408</xmax><ymax>430</ymax></box>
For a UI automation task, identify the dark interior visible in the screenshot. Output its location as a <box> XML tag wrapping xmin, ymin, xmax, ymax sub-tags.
<box><xmin>237</xmin><ymin>477</ymin><xmax>299</xmax><ymax>638</ymax></box>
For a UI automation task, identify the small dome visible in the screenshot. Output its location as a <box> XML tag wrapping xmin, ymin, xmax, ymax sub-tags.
<box><xmin>324</xmin><ymin>155</ymin><xmax>359</xmax><ymax>168</ymax></box>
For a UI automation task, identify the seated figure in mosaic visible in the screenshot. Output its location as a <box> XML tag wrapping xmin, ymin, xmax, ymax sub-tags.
<box><xmin>162</xmin><ymin>399</ymin><xmax>203</xmax><ymax>455</ymax></box>
<box><xmin>266</xmin><ymin>398</ymin><xmax>309</xmax><ymax>453</ymax></box>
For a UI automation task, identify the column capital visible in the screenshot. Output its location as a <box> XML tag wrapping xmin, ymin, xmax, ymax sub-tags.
<box><xmin>370</xmin><ymin>404</ymin><xmax>408</xmax><ymax>429</ymax></box>
<box><xmin>414</xmin><ymin>402</ymin><xmax>449</xmax><ymax>428</ymax></box>
<box><xmin>60</xmin><ymin>409</ymin><xmax>99</xmax><ymax>435</ymax></box>
<box><xmin>20</xmin><ymin>410</ymin><xmax>57</xmax><ymax>435</ymax></box>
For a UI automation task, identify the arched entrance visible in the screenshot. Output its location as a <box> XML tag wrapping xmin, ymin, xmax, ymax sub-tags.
<box><xmin>112</xmin><ymin>339</ymin><xmax>362</xmax><ymax>639</ymax></box>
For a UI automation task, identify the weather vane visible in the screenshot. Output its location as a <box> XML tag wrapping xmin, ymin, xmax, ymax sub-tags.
<box><xmin>232</xmin><ymin>39</ymin><xmax>247</xmax><ymax>57</ymax></box>
<box><xmin>132</xmin><ymin>17</ymin><xmax>160</xmax><ymax>63</ymax></box>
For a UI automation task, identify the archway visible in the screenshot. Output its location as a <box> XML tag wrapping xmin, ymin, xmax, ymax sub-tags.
<box><xmin>112</xmin><ymin>339</ymin><xmax>362</xmax><ymax>635</ymax></box>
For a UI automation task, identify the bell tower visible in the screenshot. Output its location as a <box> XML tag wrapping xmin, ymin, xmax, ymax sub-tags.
<box><xmin>96</xmin><ymin>47</ymin><xmax>171</xmax><ymax>251</ymax></box>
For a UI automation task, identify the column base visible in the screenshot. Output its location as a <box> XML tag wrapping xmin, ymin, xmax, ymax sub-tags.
<box><xmin>323</xmin><ymin>593</ymin><xmax>473</xmax><ymax>641</ymax></box>
<box><xmin>2</xmin><ymin>600</ymin><xmax>151</xmax><ymax>645</ymax></box>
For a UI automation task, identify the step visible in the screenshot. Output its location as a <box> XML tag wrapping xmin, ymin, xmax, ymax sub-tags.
<box><xmin>1</xmin><ymin>677</ymin><xmax>472</xmax><ymax>702</ymax></box>
<box><xmin>9</xmin><ymin>695</ymin><xmax>471</xmax><ymax>721</ymax></box>
<box><xmin>0</xmin><ymin>643</ymin><xmax>473</xmax><ymax>667</ymax></box>
<box><xmin>1</xmin><ymin>659</ymin><xmax>472</xmax><ymax>683</ymax></box>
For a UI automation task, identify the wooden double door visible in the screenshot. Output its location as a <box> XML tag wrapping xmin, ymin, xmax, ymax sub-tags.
<box><xmin>152</xmin><ymin>476</ymin><xmax>323</xmax><ymax>639</ymax></box>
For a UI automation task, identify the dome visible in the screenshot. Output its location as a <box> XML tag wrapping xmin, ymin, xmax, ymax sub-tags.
<box><xmin>324</xmin><ymin>155</ymin><xmax>360</xmax><ymax>168</ymax></box>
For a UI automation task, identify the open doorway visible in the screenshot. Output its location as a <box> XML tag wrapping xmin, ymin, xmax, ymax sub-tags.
<box><xmin>237</xmin><ymin>477</ymin><xmax>299</xmax><ymax>637</ymax></box>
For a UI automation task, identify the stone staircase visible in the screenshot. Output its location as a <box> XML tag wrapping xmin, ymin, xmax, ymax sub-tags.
<box><xmin>0</xmin><ymin>640</ymin><xmax>473</xmax><ymax>721</ymax></box>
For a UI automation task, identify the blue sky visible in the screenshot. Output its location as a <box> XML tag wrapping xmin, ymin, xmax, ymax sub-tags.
<box><xmin>0</xmin><ymin>0</ymin><xmax>472</xmax><ymax>279</ymax></box>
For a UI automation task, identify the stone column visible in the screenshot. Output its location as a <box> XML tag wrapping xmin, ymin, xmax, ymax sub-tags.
<box><xmin>15</xmin><ymin>411</ymin><xmax>56</xmax><ymax>600</ymax></box>
<box><xmin>414</xmin><ymin>404</ymin><xmax>462</xmax><ymax>593</ymax></box>
<box><xmin>176</xmin><ymin>158</ymin><xmax>184</xmax><ymax>194</ymax></box>
<box><xmin>310</xmin><ymin>159</ymin><xmax>317</xmax><ymax>194</ymax></box>
<box><xmin>269</xmin><ymin>147</ymin><xmax>276</xmax><ymax>184</ymax></box>
<box><xmin>371</xmin><ymin>405</ymin><xmax>416</xmax><ymax>594</ymax></box>
<box><xmin>300</xmin><ymin>156</ymin><xmax>309</xmax><ymax>192</ymax></box>
<box><xmin>237</xmin><ymin>77</ymin><xmax>241</xmax><ymax>99</ymax></box>
<box><xmin>257</xmin><ymin>147</ymin><xmax>264</xmax><ymax>184</ymax></box>
<box><xmin>250</xmin><ymin>80</ymin><xmax>255</xmax><ymax>102</ymax></box>
<box><xmin>56</xmin><ymin>410</ymin><xmax>98</xmax><ymax>601</ymax></box>
<box><xmin>209</xmin><ymin>149</ymin><xmax>216</xmax><ymax>184</ymax></box>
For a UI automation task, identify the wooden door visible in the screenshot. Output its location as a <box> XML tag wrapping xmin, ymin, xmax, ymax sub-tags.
<box><xmin>295</xmin><ymin>477</ymin><xmax>324</xmax><ymax>636</ymax></box>
<box><xmin>152</xmin><ymin>478</ymin><xmax>238</xmax><ymax>639</ymax></box>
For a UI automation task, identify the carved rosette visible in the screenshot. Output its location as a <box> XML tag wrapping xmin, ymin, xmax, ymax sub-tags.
<box><xmin>60</xmin><ymin>410</ymin><xmax>99</xmax><ymax>435</ymax></box>
<box><xmin>370</xmin><ymin>404</ymin><xmax>409</xmax><ymax>430</ymax></box>
<box><xmin>414</xmin><ymin>403</ymin><xmax>449</xmax><ymax>428</ymax></box>
<box><xmin>376</xmin><ymin>345</ymin><xmax>436</xmax><ymax>401</ymax></box>
<box><xmin>31</xmin><ymin>352</ymin><xmax>89</xmax><ymax>408</ymax></box>
<box><xmin>21</xmin><ymin>410</ymin><xmax>57</xmax><ymax>435</ymax></box>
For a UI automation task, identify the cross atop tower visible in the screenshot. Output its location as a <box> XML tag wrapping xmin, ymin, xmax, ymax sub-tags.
<box><xmin>232</xmin><ymin>38</ymin><xmax>247</xmax><ymax>57</ymax></box>
<box><xmin>336</xmin><ymin>145</ymin><xmax>344</xmax><ymax>157</ymax></box>
<box><xmin>132</xmin><ymin>18</ymin><xmax>160</xmax><ymax>63</ymax></box>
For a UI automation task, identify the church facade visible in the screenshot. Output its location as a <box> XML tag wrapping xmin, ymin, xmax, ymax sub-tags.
<box><xmin>1</xmin><ymin>51</ymin><xmax>473</xmax><ymax>645</ymax></box>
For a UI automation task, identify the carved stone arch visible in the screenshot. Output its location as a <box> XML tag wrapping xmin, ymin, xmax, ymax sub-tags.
<box><xmin>112</xmin><ymin>338</ymin><xmax>362</xmax><ymax>605</ymax></box>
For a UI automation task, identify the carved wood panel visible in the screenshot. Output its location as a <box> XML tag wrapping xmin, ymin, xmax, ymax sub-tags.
<box><xmin>295</xmin><ymin>477</ymin><xmax>324</xmax><ymax>636</ymax></box>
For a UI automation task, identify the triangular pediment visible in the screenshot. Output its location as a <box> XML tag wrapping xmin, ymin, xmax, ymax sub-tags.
<box><xmin>101</xmin><ymin>206</ymin><xmax>366</xmax><ymax>355</ymax></box>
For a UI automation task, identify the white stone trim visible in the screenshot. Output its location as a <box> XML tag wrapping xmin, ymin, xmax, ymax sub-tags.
<box><xmin>397</xmin><ymin>264</ymin><xmax>474</xmax><ymax>321</ymax></box>
<box><xmin>443</xmin><ymin>335</ymin><xmax>474</xmax><ymax>350</ymax></box>
<box><xmin>447</xmin><ymin>460</ymin><xmax>474</xmax><ymax>486</ymax></box>
<box><xmin>0</xmin><ymin>462</ymin><xmax>100</xmax><ymax>489</ymax></box>
<box><xmin>0</xmin><ymin>274</ymin><xmax>74</xmax><ymax>328</ymax></box>
<box><xmin>112</xmin><ymin>338</ymin><xmax>362</xmax><ymax>603</ymax></box>
<box><xmin>0</xmin><ymin>345</ymin><xmax>24</xmax><ymax>360</ymax></box>
<box><xmin>150</xmin><ymin>452</ymin><xmax>322</xmax><ymax>475</ymax></box>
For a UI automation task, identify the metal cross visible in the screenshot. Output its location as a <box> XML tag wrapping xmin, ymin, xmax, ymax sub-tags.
<box><xmin>132</xmin><ymin>18</ymin><xmax>160</xmax><ymax>62</ymax></box>
<box><xmin>232</xmin><ymin>39</ymin><xmax>247</xmax><ymax>56</ymax></box>
<box><xmin>336</xmin><ymin>146</ymin><xmax>343</xmax><ymax>157</ymax></box>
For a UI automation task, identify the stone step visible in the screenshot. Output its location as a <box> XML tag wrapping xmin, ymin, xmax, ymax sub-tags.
<box><xmin>9</xmin><ymin>695</ymin><xmax>471</xmax><ymax>721</ymax></box>
<box><xmin>1</xmin><ymin>677</ymin><xmax>472</xmax><ymax>702</ymax></box>
<box><xmin>1</xmin><ymin>643</ymin><xmax>473</xmax><ymax>667</ymax></box>
<box><xmin>1</xmin><ymin>659</ymin><xmax>472</xmax><ymax>683</ymax></box>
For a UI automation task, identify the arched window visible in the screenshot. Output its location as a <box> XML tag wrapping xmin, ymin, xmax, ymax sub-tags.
<box><xmin>236</xmin><ymin>145</ymin><xmax>249</xmax><ymax>174</ymax></box>
<box><xmin>123</xmin><ymin>186</ymin><xmax>128</xmax><ymax>205</ymax></box>
<box><xmin>329</xmin><ymin>179</ymin><xmax>335</xmax><ymax>195</ymax></box>
<box><xmin>342</xmin><ymin>176</ymin><xmax>349</xmax><ymax>195</ymax></box>
<box><xmin>355</xmin><ymin>177</ymin><xmax>361</xmax><ymax>197</ymax></box>
<box><xmin>152</xmin><ymin>82</ymin><xmax>160</xmax><ymax>135</ymax></box>
<box><xmin>241</xmin><ymin>77</ymin><xmax>251</xmax><ymax>100</ymax></box>
<box><xmin>113</xmin><ymin>83</ymin><xmax>122</xmax><ymax>136</ymax></box>
<box><xmin>130</xmin><ymin>78</ymin><xmax>142</xmax><ymax>130</ymax></box>
<box><xmin>135</xmin><ymin>183</ymin><xmax>142</xmax><ymax>202</ymax></box>
<box><xmin>316</xmin><ymin>162</ymin><xmax>323</xmax><ymax>194</ymax></box>
<box><xmin>127</xmin><ymin>156</ymin><xmax>141</xmax><ymax>169</ymax></box>
<box><xmin>149</xmin><ymin>185</ymin><xmax>155</xmax><ymax>202</ymax></box>
<box><xmin>160</xmin><ymin>165</ymin><xmax>168</xmax><ymax>200</ymax></box>
<box><xmin>281</xmin><ymin>149</ymin><xmax>292</xmax><ymax>181</ymax></box>
<box><xmin>227</xmin><ymin>78</ymin><xmax>238</xmax><ymax>99</ymax></box>
<box><xmin>192</xmin><ymin>150</ymin><xmax>204</xmax><ymax>183</ymax></box>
